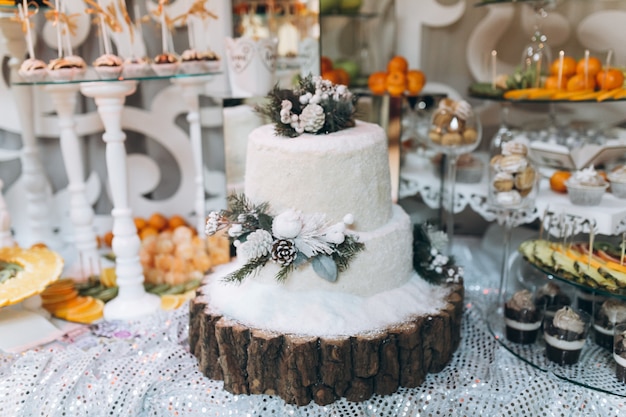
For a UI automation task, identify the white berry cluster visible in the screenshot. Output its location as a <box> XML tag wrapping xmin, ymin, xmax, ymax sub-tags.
<box><xmin>428</xmin><ymin>248</ymin><xmax>463</xmax><ymax>283</ymax></box>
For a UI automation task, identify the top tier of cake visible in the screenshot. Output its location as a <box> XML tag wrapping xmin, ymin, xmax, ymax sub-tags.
<box><xmin>245</xmin><ymin>121</ymin><xmax>392</xmax><ymax>232</ymax></box>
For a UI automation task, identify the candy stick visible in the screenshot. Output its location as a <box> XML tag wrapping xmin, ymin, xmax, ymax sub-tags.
<box><xmin>588</xmin><ymin>226</ymin><xmax>594</xmax><ymax>269</ymax></box>
<box><xmin>585</xmin><ymin>49</ymin><xmax>589</xmax><ymax>90</ymax></box>
<box><xmin>97</xmin><ymin>0</ymin><xmax>112</xmax><ymax>55</ymax></box>
<box><xmin>160</xmin><ymin>0</ymin><xmax>168</xmax><ymax>53</ymax></box>
<box><xmin>19</xmin><ymin>1</ymin><xmax>36</xmax><ymax>59</ymax></box>
<box><xmin>54</xmin><ymin>0</ymin><xmax>62</xmax><ymax>57</ymax></box>
<box><xmin>621</xmin><ymin>232</ymin><xmax>625</xmax><ymax>265</ymax></box>
<box><xmin>188</xmin><ymin>12</ymin><xmax>196</xmax><ymax>51</ymax></box>
<box><xmin>557</xmin><ymin>50</ymin><xmax>564</xmax><ymax>90</ymax></box>
<box><xmin>491</xmin><ymin>50</ymin><xmax>497</xmax><ymax>90</ymax></box>
<box><xmin>60</xmin><ymin>0</ymin><xmax>73</xmax><ymax>56</ymax></box>
<box><xmin>602</xmin><ymin>49</ymin><xmax>614</xmax><ymax>91</ymax></box>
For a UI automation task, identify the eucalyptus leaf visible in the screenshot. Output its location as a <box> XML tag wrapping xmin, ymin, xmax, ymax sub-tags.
<box><xmin>312</xmin><ymin>255</ymin><xmax>338</xmax><ymax>282</ymax></box>
<box><xmin>292</xmin><ymin>252</ymin><xmax>308</xmax><ymax>268</ymax></box>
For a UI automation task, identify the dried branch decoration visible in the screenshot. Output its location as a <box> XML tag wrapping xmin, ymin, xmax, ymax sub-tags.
<box><xmin>43</xmin><ymin>0</ymin><xmax>79</xmax><ymax>36</ymax></box>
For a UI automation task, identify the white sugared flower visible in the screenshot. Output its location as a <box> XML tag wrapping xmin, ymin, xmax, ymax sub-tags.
<box><xmin>272</xmin><ymin>209</ymin><xmax>303</xmax><ymax>239</ymax></box>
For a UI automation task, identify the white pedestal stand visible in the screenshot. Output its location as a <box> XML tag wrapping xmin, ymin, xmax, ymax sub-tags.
<box><xmin>80</xmin><ymin>81</ymin><xmax>160</xmax><ymax>321</ymax></box>
<box><xmin>0</xmin><ymin>15</ymin><xmax>55</xmax><ymax>247</ymax></box>
<box><xmin>44</xmin><ymin>84</ymin><xmax>100</xmax><ymax>278</ymax></box>
<box><xmin>0</xmin><ymin>179</ymin><xmax>15</xmax><ymax>247</ymax></box>
<box><xmin>171</xmin><ymin>75</ymin><xmax>213</xmax><ymax>236</ymax></box>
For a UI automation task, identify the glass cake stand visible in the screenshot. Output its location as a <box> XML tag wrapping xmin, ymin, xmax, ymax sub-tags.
<box><xmin>486</xmin><ymin>255</ymin><xmax>626</xmax><ymax>397</ymax></box>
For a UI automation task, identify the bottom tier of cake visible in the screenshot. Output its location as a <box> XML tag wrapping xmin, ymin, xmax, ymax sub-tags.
<box><xmin>189</xmin><ymin>282</ymin><xmax>464</xmax><ymax>406</ymax></box>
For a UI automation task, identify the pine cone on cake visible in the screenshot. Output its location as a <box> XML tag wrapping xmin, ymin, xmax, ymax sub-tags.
<box><xmin>300</xmin><ymin>103</ymin><xmax>326</xmax><ymax>133</ymax></box>
<box><xmin>272</xmin><ymin>239</ymin><xmax>297</xmax><ymax>266</ymax></box>
<box><xmin>239</xmin><ymin>229</ymin><xmax>273</xmax><ymax>260</ymax></box>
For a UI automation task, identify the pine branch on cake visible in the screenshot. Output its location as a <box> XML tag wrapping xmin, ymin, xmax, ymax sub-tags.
<box><xmin>412</xmin><ymin>223</ymin><xmax>463</xmax><ymax>284</ymax></box>
<box><xmin>205</xmin><ymin>193</ymin><xmax>365</xmax><ymax>284</ymax></box>
<box><xmin>256</xmin><ymin>74</ymin><xmax>357</xmax><ymax>137</ymax></box>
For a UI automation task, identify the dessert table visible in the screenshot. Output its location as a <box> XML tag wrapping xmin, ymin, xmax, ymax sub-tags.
<box><xmin>1</xmin><ymin>228</ymin><xmax>625</xmax><ymax>416</ymax></box>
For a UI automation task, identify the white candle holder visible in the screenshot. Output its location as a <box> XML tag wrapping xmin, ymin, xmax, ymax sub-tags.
<box><xmin>44</xmin><ymin>83</ymin><xmax>100</xmax><ymax>278</ymax></box>
<box><xmin>80</xmin><ymin>81</ymin><xmax>160</xmax><ymax>321</ymax></box>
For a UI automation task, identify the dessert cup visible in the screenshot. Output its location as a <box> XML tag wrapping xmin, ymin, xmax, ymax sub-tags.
<box><xmin>536</xmin><ymin>282</ymin><xmax>571</xmax><ymax>325</ymax></box>
<box><xmin>504</xmin><ymin>289</ymin><xmax>545</xmax><ymax>344</ymax></box>
<box><xmin>122</xmin><ymin>58</ymin><xmax>151</xmax><ymax>78</ymax></box>
<box><xmin>614</xmin><ymin>322</ymin><xmax>626</xmax><ymax>383</ymax></box>
<box><xmin>576</xmin><ymin>289</ymin><xmax>606</xmax><ymax>315</ymax></box>
<box><xmin>608</xmin><ymin>168</ymin><xmax>626</xmax><ymax>198</ymax></box>
<box><xmin>18</xmin><ymin>58</ymin><xmax>48</xmax><ymax>82</ymax></box>
<box><xmin>94</xmin><ymin>65</ymin><xmax>123</xmax><ymax>80</ymax></box>
<box><xmin>543</xmin><ymin>306</ymin><xmax>590</xmax><ymax>365</ymax></box>
<box><xmin>594</xmin><ymin>298</ymin><xmax>626</xmax><ymax>351</ymax></box>
<box><xmin>565</xmin><ymin>180</ymin><xmax>608</xmax><ymax>206</ymax></box>
<box><xmin>151</xmin><ymin>62</ymin><xmax>179</xmax><ymax>77</ymax></box>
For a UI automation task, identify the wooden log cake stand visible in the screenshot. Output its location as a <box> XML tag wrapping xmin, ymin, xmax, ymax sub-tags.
<box><xmin>189</xmin><ymin>281</ymin><xmax>464</xmax><ymax>406</ymax></box>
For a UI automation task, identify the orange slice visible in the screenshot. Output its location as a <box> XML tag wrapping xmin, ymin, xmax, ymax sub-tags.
<box><xmin>0</xmin><ymin>246</ymin><xmax>64</xmax><ymax>308</ymax></box>
<box><xmin>66</xmin><ymin>298</ymin><xmax>104</xmax><ymax>323</ymax></box>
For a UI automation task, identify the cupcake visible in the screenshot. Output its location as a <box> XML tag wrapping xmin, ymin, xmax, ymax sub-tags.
<box><xmin>93</xmin><ymin>54</ymin><xmax>123</xmax><ymax>80</ymax></box>
<box><xmin>565</xmin><ymin>165</ymin><xmax>608</xmax><ymax>206</ymax></box>
<box><xmin>593</xmin><ymin>298</ymin><xmax>626</xmax><ymax>350</ymax></box>
<box><xmin>18</xmin><ymin>58</ymin><xmax>47</xmax><ymax>82</ymax></box>
<box><xmin>47</xmin><ymin>55</ymin><xmax>87</xmax><ymax>81</ymax></box>
<box><xmin>151</xmin><ymin>52</ymin><xmax>179</xmax><ymax>76</ymax></box>
<box><xmin>122</xmin><ymin>56</ymin><xmax>151</xmax><ymax>78</ymax></box>
<box><xmin>608</xmin><ymin>165</ymin><xmax>626</xmax><ymax>199</ymax></box>
<box><xmin>504</xmin><ymin>289</ymin><xmax>544</xmax><ymax>344</ymax></box>
<box><xmin>613</xmin><ymin>323</ymin><xmax>626</xmax><ymax>383</ymax></box>
<box><xmin>543</xmin><ymin>306</ymin><xmax>590</xmax><ymax>365</ymax></box>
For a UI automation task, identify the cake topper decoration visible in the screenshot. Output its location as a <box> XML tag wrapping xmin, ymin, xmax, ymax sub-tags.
<box><xmin>205</xmin><ymin>194</ymin><xmax>364</xmax><ymax>283</ymax></box>
<box><xmin>257</xmin><ymin>74</ymin><xmax>357</xmax><ymax>138</ymax></box>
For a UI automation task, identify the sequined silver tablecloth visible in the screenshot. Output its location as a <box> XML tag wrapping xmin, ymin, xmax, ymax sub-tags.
<box><xmin>1</xmin><ymin>233</ymin><xmax>625</xmax><ymax>417</ymax></box>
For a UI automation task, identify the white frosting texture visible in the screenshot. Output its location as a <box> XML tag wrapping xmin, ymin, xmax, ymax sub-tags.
<box><xmin>245</xmin><ymin>121</ymin><xmax>392</xmax><ymax>232</ymax></box>
<box><xmin>204</xmin><ymin>266</ymin><xmax>449</xmax><ymax>337</ymax></box>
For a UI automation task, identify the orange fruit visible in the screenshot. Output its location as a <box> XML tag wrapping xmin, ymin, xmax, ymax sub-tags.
<box><xmin>321</xmin><ymin>69</ymin><xmax>341</xmax><ymax>84</ymax></box>
<box><xmin>367</xmin><ymin>71</ymin><xmax>387</xmax><ymax>95</ymax></box>
<box><xmin>148</xmin><ymin>213</ymin><xmax>168</xmax><ymax>231</ymax></box>
<box><xmin>544</xmin><ymin>75</ymin><xmax>568</xmax><ymax>90</ymax></box>
<box><xmin>140</xmin><ymin>226</ymin><xmax>159</xmax><ymax>240</ymax></box>
<box><xmin>549</xmin><ymin>170</ymin><xmax>571</xmax><ymax>193</ymax></box>
<box><xmin>576</xmin><ymin>56</ymin><xmax>602</xmax><ymax>77</ymax></box>
<box><xmin>549</xmin><ymin>56</ymin><xmax>577</xmax><ymax>77</ymax></box>
<box><xmin>406</xmin><ymin>69</ymin><xmax>426</xmax><ymax>95</ymax></box>
<box><xmin>320</xmin><ymin>56</ymin><xmax>333</xmax><ymax>74</ymax></box>
<box><xmin>168</xmin><ymin>215</ymin><xmax>188</xmax><ymax>230</ymax></box>
<box><xmin>596</xmin><ymin>68</ymin><xmax>624</xmax><ymax>90</ymax></box>
<box><xmin>134</xmin><ymin>217</ymin><xmax>147</xmax><ymax>231</ymax></box>
<box><xmin>566</xmin><ymin>74</ymin><xmax>596</xmax><ymax>92</ymax></box>
<box><xmin>103</xmin><ymin>231</ymin><xmax>114</xmax><ymax>247</ymax></box>
<box><xmin>387</xmin><ymin>55</ymin><xmax>409</xmax><ymax>74</ymax></box>
<box><xmin>333</xmin><ymin>68</ymin><xmax>350</xmax><ymax>86</ymax></box>
<box><xmin>386</xmin><ymin>70</ymin><xmax>406</xmax><ymax>96</ymax></box>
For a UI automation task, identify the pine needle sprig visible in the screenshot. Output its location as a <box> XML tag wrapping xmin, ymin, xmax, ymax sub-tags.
<box><xmin>332</xmin><ymin>235</ymin><xmax>365</xmax><ymax>273</ymax></box>
<box><xmin>223</xmin><ymin>257</ymin><xmax>267</xmax><ymax>283</ymax></box>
